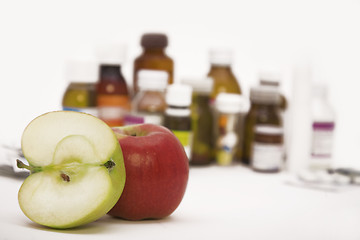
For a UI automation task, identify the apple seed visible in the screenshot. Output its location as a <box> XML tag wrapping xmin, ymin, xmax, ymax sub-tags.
<box><xmin>60</xmin><ymin>173</ymin><xmax>71</xmax><ymax>182</ymax></box>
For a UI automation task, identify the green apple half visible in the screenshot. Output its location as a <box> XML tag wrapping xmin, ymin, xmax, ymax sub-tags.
<box><xmin>17</xmin><ymin>111</ymin><xmax>125</xmax><ymax>229</ymax></box>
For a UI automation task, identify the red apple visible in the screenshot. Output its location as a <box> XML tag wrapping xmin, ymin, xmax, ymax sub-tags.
<box><xmin>108</xmin><ymin>124</ymin><xmax>189</xmax><ymax>220</ymax></box>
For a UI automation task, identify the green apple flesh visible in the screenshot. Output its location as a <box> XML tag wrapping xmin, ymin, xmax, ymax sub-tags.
<box><xmin>18</xmin><ymin>111</ymin><xmax>125</xmax><ymax>229</ymax></box>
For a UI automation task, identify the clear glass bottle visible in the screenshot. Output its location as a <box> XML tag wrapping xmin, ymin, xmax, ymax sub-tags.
<box><xmin>125</xmin><ymin>70</ymin><xmax>168</xmax><ymax>125</ymax></box>
<box><xmin>242</xmin><ymin>86</ymin><xmax>283</xmax><ymax>170</ymax></box>
<box><xmin>133</xmin><ymin>33</ymin><xmax>174</xmax><ymax>94</ymax></box>
<box><xmin>164</xmin><ymin>84</ymin><xmax>193</xmax><ymax>159</ymax></box>
<box><xmin>214</xmin><ymin>93</ymin><xmax>248</xmax><ymax>166</ymax></box>
<box><xmin>182</xmin><ymin>78</ymin><xmax>214</xmax><ymax>165</ymax></box>
<box><xmin>207</xmin><ymin>48</ymin><xmax>241</xmax><ymax>102</ymax></box>
<box><xmin>309</xmin><ymin>83</ymin><xmax>335</xmax><ymax>170</ymax></box>
<box><xmin>96</xmin><ymin>44</ymin><xmax>131</xmax><ymax>127</ymax></box>
<box><xmin>62</xmin><ymin>59</ymin><xmax>98</xmax><ymax>117</ymax></box>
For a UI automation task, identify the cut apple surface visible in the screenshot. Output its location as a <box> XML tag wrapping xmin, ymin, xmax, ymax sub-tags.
<box><xmin>18</xmin><ymin>111</ymin><xmax>125</xmax><ymax>229</ymax></box>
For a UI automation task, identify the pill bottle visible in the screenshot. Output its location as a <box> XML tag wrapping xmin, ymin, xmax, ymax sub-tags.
<box><xmin>164</xmin><ymin>84</ymin><xmax>193</xmax><ymax>159</ymax></box>
<box><xmin>126</xmin><ymin>70</ymin><xmax>168</xmax><ymax>125</ymax></box>
<box><xmin>133</xmin><ymin>33</ymin><xmax>174</xmax><ymax>94</ymax></box>
<box><xmin>62</xmin><ymin>59</ymin><xmax>98</xmax><ymax>117</ymax></box>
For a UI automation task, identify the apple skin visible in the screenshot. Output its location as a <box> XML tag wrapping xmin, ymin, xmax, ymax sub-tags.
<box><xmin>108</xmin><ymin>124</ymin><xmax>189</xmax><ymax>220</ymax></box>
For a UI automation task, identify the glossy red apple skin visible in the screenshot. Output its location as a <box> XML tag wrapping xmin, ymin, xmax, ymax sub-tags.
<box><xmin>108</xmin><ymin>124</ymin><xmax>189</xmax><ymax>220</ymax></box>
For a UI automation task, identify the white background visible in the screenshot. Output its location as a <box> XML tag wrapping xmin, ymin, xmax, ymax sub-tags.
<box><xmin>0</xmin><ymin>0</ymin><xmax>360</xmax><ymax>168</ymax></box>
<box><xmin>1</xmin><ymin>1</ymin><xmax>360</xmax><ymax>239</ymax></box>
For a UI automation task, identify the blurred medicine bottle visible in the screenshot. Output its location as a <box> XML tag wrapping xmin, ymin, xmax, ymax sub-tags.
<box><xmin>207</xmin><ymin>48</ymin><xmax>242</xmax><ymax>103</ymax></box>
<box><xmin>62</xmin><ymin>59</ymin><xmax>98</xmax><ymax>117</ymax></box>
<box><xmin>96</xmin><ymin>44</ymin><xmax>131</xmax><ymax>127</ymax></box>
<box><xmin>164</xmin><ymin>84</ymin><xmax>193</xmax><ymax>159</ymax></box>
<box><xmin>258</xmin><ymin>70</ymin><xmax>287</xmax><ymax>111</ymax></box>
<box><xmin>133</xmin><ymin>33</ymin><xmax>174</xmax><ymax>94</ymax></box>
<box><xmin>242</xmin><ymin>86</ymin><xmax>283</xmax><ymax>172</ymax></box>
<box><xmin>125</xmin><ymin>70</ymin><xmax>168</xmax><ymax>125</ymax></box>
<box><xmin>214</xmin><ymin>93</ymin><xmax>248</xmax><ymax>166</ymax></box>
<box><xmin>182</xmin><ymin>78</ymin><xmax>214</xmax><ymax>165</ymax></box>
<box><xmin>309</xmin><ymin>83</ymin><xmax>335</xmax><ymax>170</ymax></box>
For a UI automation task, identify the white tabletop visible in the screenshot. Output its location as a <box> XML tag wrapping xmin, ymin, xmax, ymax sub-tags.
<box><xmin>1</xmin><ymin>165</ymin><xmax>359</xmax><ymax>240</ymax></box>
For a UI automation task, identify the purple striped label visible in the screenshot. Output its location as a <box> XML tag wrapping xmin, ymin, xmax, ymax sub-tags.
<box><xmin>312</xmin><ymin>122</ymin><xmax>335</xmax><ymax>130</ymax></box>
<box><xmin>124</xmin><ymin>115</ymin><xmax>144</xmax><ymax>125</ymax></box>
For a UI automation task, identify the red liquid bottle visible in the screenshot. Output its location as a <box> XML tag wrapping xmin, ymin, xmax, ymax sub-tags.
<box><xmin>96</xmin><ymin>44</ymin><xmax>130</xmax><ymax>127</ymax></box>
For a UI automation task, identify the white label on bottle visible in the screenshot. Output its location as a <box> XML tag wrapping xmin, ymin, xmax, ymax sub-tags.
<box><xmin>144</xmin><ymin>115</ymin><xmax>163</xmax><ymax>125</ymax></box>
<box><xmin>124</xmin><ymin>113</ymin><xmax>163</xmax><ymax>126</ymax></box>
<box><xmin>63</xmin><ymin>107</ymin><xmax>98</xmax><ymax>117</ymax></box>
<box><xmin>311</xmin><ymin>122</ymin><xmax>334</xmax><ymax>158</ymax></box>
<box><xmin>98</xmin><ymin>106</ymin><xmax>127</xmax><ymax>120</ymax></box>
<box><xmin>252</xmin><ymin>143</ymin><xmax>284</xmax><ymax>171</ymax></box>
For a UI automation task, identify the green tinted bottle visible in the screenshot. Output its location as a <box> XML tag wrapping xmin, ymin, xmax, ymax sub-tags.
<box><xmin>164</xmin><ymin>84</ymin><xmax>193</xmax><ymax>159</ymax></box>
<box><xmin>182</xmin><ymin>78</ymin><xmax>214</xmax><ymax>165</ymax></box>
<box><xmin>62</xmin><ymin>60</ymin><xmax>98</xmax><ymax>117</ymax></box>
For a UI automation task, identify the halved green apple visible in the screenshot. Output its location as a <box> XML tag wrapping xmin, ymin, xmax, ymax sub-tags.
<box><xmin>17</xmin><ymin>111</ymin><xmax>125</xmax><ymax>229</ymax></box>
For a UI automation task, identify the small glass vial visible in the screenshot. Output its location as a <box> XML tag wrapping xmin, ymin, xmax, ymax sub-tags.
<box><xmin>62</xmin><ymin>59</ymin><xmax>98</xmax><ymax>117</ymax></box>
<box><xmin>164</xmin><ymin>84</ymin><xmax>193</xmax><ymax>159</ymax></box>
<box><xmin>207</xmin><ymin>48</ymin><xmax>242</xmax><ymax>103</ymax></box>
<box><xmin>309</xmin><ymin>83</ymin><xmax>335</xmax><ymax>170</ymax></box>
<box><xmin>126</xmin><ymin>70</ymin><xmax>168</xmax><ymax>125</ymax></box>
<box><xmin>182</xmin><ymin>78</ymin><xmax>214</xmax><ymax>165</ymax></box>
<box><xmin>252</xmin><ymin>125</ymin><xmax>284</xmax><ymax>173</ymax></box>
<box><xmin>214</xmin><ymin>93</ymin><xmax>248</xmax><ymax>166</ymax></box>
<box><xmin>133</xmin><ymin>33</ymin><xmax>174</xmax><ymax>94</ymax></box>
<box><xmin>96</xmin><ymin>44</ymin><xmax>131</xmax><ymax>127</ymax></box>
<box><xmin>242</xmin><ymin>86</ymin><xmax>283</xmax><ymax>168</ymax></box>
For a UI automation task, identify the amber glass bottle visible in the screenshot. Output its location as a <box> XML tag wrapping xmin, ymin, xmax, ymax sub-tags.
<box><xmin>242</xmin><ymin>86</ymin><xmax>282</xmax><ymax>166</ymax></box>
<box><xmin>207</xmin><ymin>49</ymin><xmax>241</xmax><ymax>102</ymax></box>
<box><xmin>96</xmin><ymin>44</ymin><xmax>130</xmax><ymax>127</ymax></box>
<box><xmin>133</xmin><ymin>33</ymin><xmax>174</xmax><ymax>94</ymax></box>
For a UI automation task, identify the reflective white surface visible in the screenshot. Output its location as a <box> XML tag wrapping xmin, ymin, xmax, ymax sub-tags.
<box><xmin>1</xmin><ymin>165</ymin><xmax>359</xmax><ymax>240</ymax></box>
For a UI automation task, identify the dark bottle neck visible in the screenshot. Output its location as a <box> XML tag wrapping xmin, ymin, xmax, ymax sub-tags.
<box><xmin>99</xmin><ymin>64</ymin><xmax>124</xmax><ymax>81</ymax></box>
<box><xmin>210</xmin><ymin>64</ymin><xmax>232</xmax><ymax>71</ymax></box>
<box><xmin>143</xmin><ymin>47</ymin><xmax>166</xmax><ymax>55</ymax></box>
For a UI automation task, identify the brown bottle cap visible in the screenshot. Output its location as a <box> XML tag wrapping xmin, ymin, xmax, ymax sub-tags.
<box><xmin>141</xmin><ymin>33</ymin><xmax>168</xmax><ymax>48</ymax></box>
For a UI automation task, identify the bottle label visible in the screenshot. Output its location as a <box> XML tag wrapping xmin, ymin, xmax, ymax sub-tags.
<box><xmin>63</xmin><ymin>107</ymin><xmax>98</xmax><ymax>117</ymax></box>
<box><xmin>172</xmin><ymin>130</ymin><xmax>192</xmax><ymax>159</ymax></box>
<box><xmin>252</xmin><ymin>143</ymin><xmax>284</xmax><ymax>171</ymax></box>
<box><xmin>216</xmin><ymin>131</ymin><xmax>238</xmax><ymax>165</ymax></box>
<box><xmin>97</xmin><ymin>95</ymin><xmax>130</xmax><ymax>126</ymax></box>
<box><xmin>311</xmin><ymin>122</ymin><xmax>335</xmax><ymax>158</ymax></box>
<box><xmin>124</xmin><ymin>113</ymin><xmax>163</xmax><ymax>126</ymax></box>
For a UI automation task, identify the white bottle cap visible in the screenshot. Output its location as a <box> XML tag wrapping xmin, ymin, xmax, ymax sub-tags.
<box><xmin>166</xmin><ymin>84</ymin><xmax>193</xmax><ymax>107</ymax></box>
<box><xmin>138</xmin><ymin>70</ymin><xmax>168</xmax><ymax>90</ymax></box>
<box><xmin>259</xmin><ymin>70</ymin><xmax>282</xmax><ymax>87</ymax></box>
<box><xmin>250</xmin><ymin>86</ymin><xmax>280</xmax><ymax>104</ymax></box>
<box><xmin>215</xmin><ymin>93</ymin><xmax>249</xmax><ymax>114</ymax></box>
<box><xmin>181</xmin><ymin>77</ymin><xmax>213</xmax><ymax>94</ymax></box>
<box><xmin>65</xmin><ymin>59</ymin><xmax>98</xmax><ymax>83</ymax></box>
<box><xmin>95</xmin><ymin>43</ymin><xmax>126</xmax><ymax>65</ymax></box>
<box><xmin>209</xmin><ymin>48</ymin><xmax>233</xmax><ymax>66</ymax></box>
